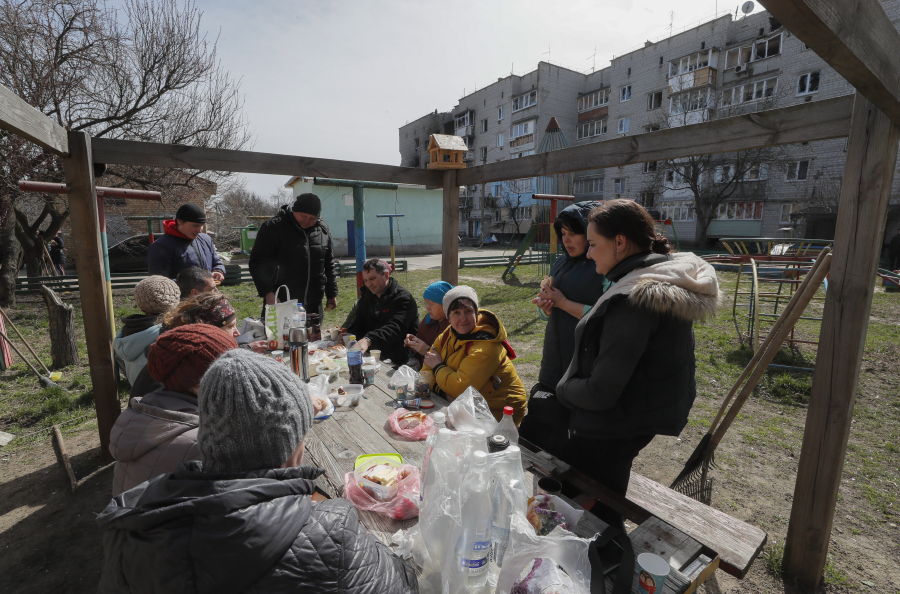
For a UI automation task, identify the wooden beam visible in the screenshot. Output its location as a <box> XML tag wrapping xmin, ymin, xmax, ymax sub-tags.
<box><xmin>758</xmin><ymin>0</ymin><xmax>900</xmax><ymax>127</ymax></box>
<box><xmin>441</xmin><ymin>170</ymin><xmax>459</xmax><ymax>284</ymax></box>
<box><xmin>62</xmin><ymin>131</ymin><xmax>120</xmax><ymax>462</ymax></box>
<box><xmin>0</xmin><ymin>83</ymin><xmax>68</xmax><ymax>155</ymax></box>
<box><xmin>91</xmin><ymin>138</ymin><xmax>443</xmax><ymax>187</ymax></box>
<box><xmin>457</xmin><ymin>95</ymin><xmax>854</xmax><ymax>186</ymax></box>
<box><xmin>783</xmin><ymin>94</ymin><xmax>900</xmax><ymax>590</ymax></box>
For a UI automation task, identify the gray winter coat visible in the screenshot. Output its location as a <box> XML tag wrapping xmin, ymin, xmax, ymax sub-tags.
<box><xmin>108</xmin><ymin>390</ymin><xmax>200</xmax><ymax>496</ymax></box>
<box><xmin>96</xmin><ymin>462</ymin><xmax>419</xmax><ymax>594</ymax></box>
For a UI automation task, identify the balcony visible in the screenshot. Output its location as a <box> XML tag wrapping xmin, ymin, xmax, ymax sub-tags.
<box><xmin>668</xmin><ymin>66</ymin><xmax>717</xmax><ymax>94</ymax></box>
<box><xmin>509</xmin><ymin>134</ymin><xmax>534</xmax><ymax>148</ymax></box>
<box><xmin>578</xmin><ymin>106</ymin><xmax>608</xmax><ymax>123</ymax></box>
<box><xmin>463</xmin><ymin>151</ymin><xmax>475</xmax><ymax>162</ymax></box>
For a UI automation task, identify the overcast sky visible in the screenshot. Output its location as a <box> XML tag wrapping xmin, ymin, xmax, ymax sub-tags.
<box><xmin>188</xmin><ymin>0</ymin><xmax>765</xmax><ymax>198</ymax></box>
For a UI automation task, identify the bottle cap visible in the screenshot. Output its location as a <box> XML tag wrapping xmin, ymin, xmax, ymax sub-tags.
<box><xmin>488</xmin><ymin>434</ymin><xmax>510</xmax><ymax>452</ymax></box>
<box><xmin>503</xmin><ymin>406</ymin><xmax>514</xmax><ymax>416</ymax></box>
<box><xmin>473</xmin><ymin>428</ymin><xmax>486</xmax><ymax>437</ymax></box>
<box><xmin>438</xmin><ymin>428</ymin><xmax>452</xmax><ymax>441</ymax></box>
<box><xmin>508</xmin><ymin>445</ymin><xmax>520</xmax><ymax>455</ymax></box>
<box><xmin>433</xmin><ymin>411</ymin><xmax>445</xmax><ymax>423</ymax></box>
<box><xmin>472</xmin><ymin>451</ymin><xmax>487</xmax><ymax>464</ymax></box>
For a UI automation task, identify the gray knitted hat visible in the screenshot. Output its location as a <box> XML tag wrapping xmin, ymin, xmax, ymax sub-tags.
<box><xmin>442</xmin><ymin>285</ymin><xmax>479</xmax><ymax>313</ymax></box>
<box><xmin>133</xmin><ymin>275</ymin><xmax>180</xmax><ymax>315</ymax></box>
<box><xmin>198</xmin><ymin>349</ymin><xmax>314</xmax><ymax>473</ymax></box>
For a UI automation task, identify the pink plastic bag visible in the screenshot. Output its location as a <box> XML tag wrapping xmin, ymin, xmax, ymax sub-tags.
<box><xmin>388</xmin><ymin>408</ymin><xmax>434</xmax><ymax>440</ymax></box>
<box><xmin>343</xmin><ymin>464</ymin><xmax>421</xmax><ymax>520</ymax></box>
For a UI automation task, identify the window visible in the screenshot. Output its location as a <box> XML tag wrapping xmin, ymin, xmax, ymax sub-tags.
<box><xmin>753</xmin><ymin>34</ymin><xmax>781</xmax><ymax>60</ymax></box>
<box><xmin>510</xmin><ymin>150</ymin><xmax>535</xmax><ymax>159</ymax></box>
<box><xmin>480</xmin><ymin>119</ymin><xmax>488</xmax><ymax>133</ymax></box>
<box><xmin>574</xmin><ymin>177</ymin><xmax>603</xmax><ymax>194</ymax></box>
<box><xmin>644</xmin><ymin>123</ymin><xmax>661</xmax><ymax>132</ymax></box>
<box><xmin>577</xmin><ymin>119</ymin><xmax>607</xmax><ymax>139</ymax></box>
<box><xmin>723</xmin><ymin>77</ymin><xmax>778</xmax><ymax>106</ymax></box>
<box><xmin>665</xmin><ymin>170</ymin><xmax>675</xmax><ymax>183</ymax></box>
<box><xmin>660</xmin><ymin>201</ymin><xmax>695</xmax><ymax>222</ymax></box>
<box><xmin>714</xmin><ymin>164</ymin><xmax>734</xmax><ymax>183</ymax></box>
<box><xmin>620</xmin><ymin>85</ymin><xmax>632</xmax><ymax>102</ymax></box>
<box><xmin>797</xmin><ymin>71</ymin><xmax>820</xmax><ymax>96</ymax></box>
<box><xmin>454</xmin><ymin>112</ymin><xmax>471</xmax><ymax>129</ymax></box>
<box><xmin>627</xmin><ymin>67</ymin><xmax>631</xmax><ymax>76</ymax></box>
<box><xmin>497</xmin><ymin>133</ymin><xmax>504</xmax><ymax>147</ymax></box>
<box><xmin>640</xmin><ymin>191</ymin><xmax>655</xmax><ymax>207</ymax></box>
<box><xmin>717</xmin><ymin>201</ymin><xmax>763</xmax><ymax>220</ymax></box>
<box><xmin>614</xmin><ymin>178</ymin><xmax>626</xmax><ymax>194</ymax></box>
<box><xmin>578</xmin><ymin>89</ymin><xmax>609</xmax><ymax>111</ymax></box>
<box><xmin>493</xmin><ymin>210</ymin><xmax>502</xmax><ymax>223</ymax></box>
<box><xmin>516</xmin><ymin>206</ymin><xmax>532</xmax><ymax>220</ymax></box>
<box><xmin>618</xmin><ymin>118</ymin><xmax>630</xmax><ymax>134</ymax></box>
<box><xmin>781</xmin><ymin>203</ymin><xmax>802</xmax><ymax>223</ymax></box>
<box><xmin>497</xmin><ymin>106</ymin><xmax>505</xmax><ymax>120</ymax></box>
<box><xmin>724</xmin><ymin>45</ymin><xmax>752</xmax><ymax>69</ymax></box>
<box><xmin>643</xmin><ymin>161</ymin><xmax>658</xmax><ymax>173</ymax></box>
<box><xmin>647</xmin><ymin>91</ymin><xmax>663</xmax><ymax>110</ymax></box>
<box><xmin>786</xmin><ymin>160</ymin><xmax>809</xmax><ymax>181</ymax></box>
<box><xmin>414</xmin><ymin>138</ymin><xmax>420</xmax><ymax>149</ymax></box>
<box><xmin>512</xmin><ymin>91</ymin><xmax>537</xmax><ymax>112</ymax></box>
<box><xmin>480</xmin><ymin>146</ymin><xmax>487</xmax><ymax>162</ymax></box>
<box><xmin>510</xmin><ymin>121</ymin><xmax>532</xmax><ymax>139</ymax></box>
<box><xmin>669</xmin><ymin>51</ymin><xmax>712</xmax><ymax>76</ymax></box>
<box><xmin>745</xmin><ymin>163</ymin><xmax>768</xmax><ymax>181</ymax></box>
<box><xmin>669</xmin><ymin>89</ymin><xmax>709</xmax><ymax>114</ymax></box>
<box><xmin>492</xmin><ymin>183</ymin><xmax>502</xmax><ymax>197</ymax></box>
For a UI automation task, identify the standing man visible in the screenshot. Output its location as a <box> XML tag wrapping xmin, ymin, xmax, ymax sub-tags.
<box><xmin>147</xmin><ymin>203</ymin><xmax>225</xmax><ymax>282</ymax></box>
<box><xmin>249</xmin><ymin>193</ymin><xmax>337</xmax><ymax>318</ymax></box>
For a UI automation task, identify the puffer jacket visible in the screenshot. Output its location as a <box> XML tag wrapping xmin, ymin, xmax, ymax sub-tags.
<box><xmin>346</xmin><ymin>277</ymin><xmax>420</xmax><ymax>364</ymax></box>
<box><xmin>96</xmin><ymin>462</ymin><xmax>419</xmax><ymax>594</ymax></box>
<box><xmin>538</xmin><ymin>201</ymin><xmax>610</xmax><ymax>390</ymax></box>
<box><xmin>113</xmin><ymin>324</ymin><xmax>161</xmax><ymax>386</ymax></box>
<box><xmin>557</xmin><ymin>251</ymin><xmax>721</xmax><ymax>439</ymax></box>
<box><xmin>423</xmin><ymin>310</ymin><xmax>528</xmax><ymax>424</ymax></box>
<box><xmin>108</xmin><ymin>390</ymin><xmax>200</xmax><ymax>496</ymax></box>
<box><xmin>249</xmin><ymin>205</ymin><xmax>338</xmax><ymax>307</ymax></box>
<box><xmin>147</xmin><ymin>220</ymin><xmax>225</xmax><ymax>280</ymax></box>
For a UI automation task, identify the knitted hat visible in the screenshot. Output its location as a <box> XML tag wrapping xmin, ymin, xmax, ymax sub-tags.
<box><xmin>175</xmin><ymin>202</ymin><xmax>207</xmax><ymax>223</ymax></box>
<box><xmin>133</xmin><ymin>276</ymin><xmax>181</xmax><ymax>315</ymax></box>
<box><xmin>423</xmin><ymin>281</ymin><xmax>454</xmax><ymax>304</ymax></box>
<box><xmin>443</xmin><ymin>285</ymin><xmax>479</xmax><ymax>313</ymax></box>
<box><xmin>198</xmin><ymin>349</ymin><xmax>314</xmax><ymax>473</ymax></box>
<box><xmin>292</xmin><ymin>193</ymin><xmax>322</xmax><ymax>217</ymax></box>
<box><xmin>195</xmin><ymin>297</ymin><xmax>237</xmax><ymax>328</ymax></box>
<box><xmin>148</xmin><ymin>324</ymin><xmax>237</xmax><ymax>393</ymax></box>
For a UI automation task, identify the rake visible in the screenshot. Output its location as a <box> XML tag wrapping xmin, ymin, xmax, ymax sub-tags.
<box><xmin>0</xmin><ymin>305</ymin><xmax>63</xmax><ymax>382</ymax></box>
<box><xmin>671</xmin><ymin>249</ymin><xmax>832</xmax><ymax>502</ymax></box>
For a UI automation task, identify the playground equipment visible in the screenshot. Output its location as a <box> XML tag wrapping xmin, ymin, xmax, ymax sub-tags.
<box><xmin>375</xmin><ymin>213</ymin><xmax>405</xmax><ymax>272</ymax></box>
<box><xmin>654</xmin><ymin>218</ymin><xmax>681</xmax><ymax>251</ymax></box>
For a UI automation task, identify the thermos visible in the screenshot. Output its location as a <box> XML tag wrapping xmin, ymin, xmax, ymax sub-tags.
<box><xmin>289</xmin><ymin>326</ymin><xmax>309</xmax><ymax>381</ymax></box>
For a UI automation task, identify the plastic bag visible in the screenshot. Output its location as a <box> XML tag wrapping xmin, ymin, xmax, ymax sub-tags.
<box><xmin>510</xmin><ymin>558</ymin><xmax>575</xmax><ymax>594</ymax></box>
<box><xmin>495</xmin><ymin>513</ymin><xmax>594</xmax><ymax>594</ymax></box>
<box><xmin>389</xmin><ymin>365</ymin><xmax>418</xmax><ymax>399</ymax></box>
<box><xmin>526</xmin><ymin>494</ymin><xmax>585</xmax><ymax>535</ymax></box>
<box><xmin>263</xmin><ymin>285</ymin><xmax>297</xmax><ymax>351</ymax></box>
<box><xmin>388</xmin><ymin>408</ymin><xmax>434</xmax><ymax>440</ymax></box>
<box><xmin>342</xmin><ymin>464</ymin><xmax>421</xmax><ymax>520</ymax></box>
<box><xmin>308</xmin><ymin>376</ymin><xmax>334</xmax><ymax>420</ymax></box>
<box><xmin>236</xmin><ymin>317</ymin><xmax>272</xmax><ymax>345</ymax></box>
<box><xmin>447</xmin><ymin>386</ymin><xmax>499</xmax><ymax>434</ymax></box>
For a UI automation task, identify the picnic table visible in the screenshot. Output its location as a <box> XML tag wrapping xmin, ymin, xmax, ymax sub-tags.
<box><xmin>304</xmin><ymin>364</ymin><xmax>719</xmax><ymax>594</ymax></box>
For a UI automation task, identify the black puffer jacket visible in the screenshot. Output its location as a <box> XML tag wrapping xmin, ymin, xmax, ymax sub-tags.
<box><xmin>249</xmin><ymin>205</ymin><xmax>338</xmax><ymax>307</ymax></box>
<box><xmin>346</xmin><ymin>277</ymin><xmax>419</xmax><ymax>364</ymax></box>
<box><xmin>96</xmin><ymin>462</ymin><xmax>419</xmax><ymax>594</ymax></box>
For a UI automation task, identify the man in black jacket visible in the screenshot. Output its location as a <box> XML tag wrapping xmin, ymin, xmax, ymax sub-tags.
<box><xmin>347</xmin><ymin>258</ymin><xmax>419</xmax><ymax>364</ymax></box>
<box><xmin>249</xmin><ymin>193</ymin><xmax>337</xmax><ymax>317</ymax></box>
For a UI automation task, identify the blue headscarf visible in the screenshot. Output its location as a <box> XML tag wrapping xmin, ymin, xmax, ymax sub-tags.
<box><xmin>422</xmin><ymin>281</ymin><xmax>454</xmax><ymax>323</ymax></box>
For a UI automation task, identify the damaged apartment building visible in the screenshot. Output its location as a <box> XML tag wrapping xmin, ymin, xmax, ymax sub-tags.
<box><xmin>398</xmin><ymin>4</ymin><xmax>900</xmax><ymax>247</ymax></box>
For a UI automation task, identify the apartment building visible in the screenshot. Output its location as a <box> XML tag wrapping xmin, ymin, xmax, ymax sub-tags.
<box><xmin>399</xmin><ymin>3</ymin><xmax>900</xmax><ymax>247</ymax></box>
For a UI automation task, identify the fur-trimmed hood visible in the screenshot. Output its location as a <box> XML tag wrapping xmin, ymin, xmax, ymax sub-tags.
<box><xmin>595</xmin><ymin>252</ymin><xmax>721</xmax><ymax>321</ymax></box>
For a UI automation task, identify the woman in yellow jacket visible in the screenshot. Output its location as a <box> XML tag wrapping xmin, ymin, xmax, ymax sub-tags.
<box><xmin>422</xmin><ymin>286</ymin><xmax>528</xmax><ymax>425</ymax></box>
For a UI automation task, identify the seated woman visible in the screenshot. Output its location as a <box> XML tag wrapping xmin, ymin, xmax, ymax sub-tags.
<box><xmin>114</xmin><ymin>276</ymin><xmax>180</xmax><ymax>386</ymax></box>
<box><xmin>422</xmin><ymin>286</ymin><xmax>527</xmax><ymax>424</ymax></box>
<box><xmin>404</xmin><ymin>281</ymin><xmax>453</xmax><ymax>365</ymax></box>
<box><xmin>520</xmin><ymin>201</ymin><xmax>608</xmax><ymax>456</ymax></box>
<box><xmin>555</xmin><ymin>199</ymin><xmax>720</xmax><ymax>529</ymax></box>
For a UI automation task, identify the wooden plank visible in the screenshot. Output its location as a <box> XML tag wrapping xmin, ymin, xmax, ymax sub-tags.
<box><xmin>758</xmin><ymin>0</ymin><xmax>900</xmax><ymax>126</ymax></box>
<box><xmin>784</xmin><ymin>93</ymin><xmax>900</xmax><ymax>589</ymax></box>
<box><xmin>0</xmin><ymin>82</ymin><xmax>68</xmax><ymax>155</ymax></box>
<box><xmin>62</xmin><ymin>131</ymin><xmax>120</xmax><ymax>461</ymax></box>
<box><xmin>456</xmin><ymin>95</ymin><xmax>854</xmax><ymax>187</ymax></box>
<box><xmin>51</xmin><ymin>425</ymin><xmax>78</xmax><ymax>492</ymax></box>
<box><xmin>441</xmin><ymin>170</ymin><xmax>459</xmax><ymax>284</ymax></box>
<box><xmin>91</xmin><ymin>138</ymin><xmax>443</xmax><ymax>186</ymax></box>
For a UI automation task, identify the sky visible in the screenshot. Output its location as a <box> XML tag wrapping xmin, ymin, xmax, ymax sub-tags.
<box><xmin>186</xmin><ymin>0</ymin><xmax>766</xmax><ymax>198</ymax></box>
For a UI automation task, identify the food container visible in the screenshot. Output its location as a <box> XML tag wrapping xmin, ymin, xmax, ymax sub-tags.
<box><xmin>353</xmin><ymin>454</ymin><xmax>404</xmax><ymax>502</ymax></box>
<box><xmin>327</xmin><ymin>383</ymin><xmax>364</xmax><ymax>408</ymax></box>
<box><xmin>317</xmin><ymin>363</ymin><xmax>341</xmax><ymax>384</ymax></box>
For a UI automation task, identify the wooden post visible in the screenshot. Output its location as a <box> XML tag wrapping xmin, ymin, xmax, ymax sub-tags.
<box><xmin>783</xmin><ymin>93</ymin><xmax>900</xmax><ymax>590</ymax></box>
<box><xmin>441</xmin><ymin>169</ymin><xmax>459</xmax><ymax>284</ymax></box>
<box><xmin>62</xmin><ymin>131</ymin><xmax>120</xmax><ymax>461</ymax></box>
<box><xmin>40</xmin><ymin>286</ymin><xmax>79</xmax><ymax>368</ymax></box>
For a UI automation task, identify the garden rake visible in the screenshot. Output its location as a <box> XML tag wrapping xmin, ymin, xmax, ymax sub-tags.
<box><xmin>670</xmin><ymin>249</ymin><xmax>832</xmax><ymax>503</ymax></box>
<box><xmin>0</xmin><ymin>305</ymin><xmax>63</xmax><ymax>382</ymax></box>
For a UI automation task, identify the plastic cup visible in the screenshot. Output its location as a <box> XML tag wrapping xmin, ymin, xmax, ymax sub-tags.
<box><xmin>362</xmin><ymin>364</ymin><xmax>376</xmax><ymax>386</ymax></box>
<box><xmin>537</xmin><ymin>477</ymin><xmax>562</xmax><ymax>496</ymax></box>
<box><xmin>370</xmin><ymin>349</ymin><xmax>381</xmax><ymax>361</ymax></box>
<box><xmin>637</xmin><ymin>553</ymin><xmax>671</xmax><ymax>594</ymax></box>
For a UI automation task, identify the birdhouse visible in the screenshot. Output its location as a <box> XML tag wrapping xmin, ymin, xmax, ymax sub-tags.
<box><xmin>426</xmin><ymin>134</ymin><xmax>468</xmax><ymax>169</ymax></box>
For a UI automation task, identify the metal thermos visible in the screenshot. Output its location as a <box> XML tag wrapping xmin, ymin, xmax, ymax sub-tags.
<box><xmin>289</xmin><ymin>327</ymin><xmax>309</xmax><ymax>381</ymax></box>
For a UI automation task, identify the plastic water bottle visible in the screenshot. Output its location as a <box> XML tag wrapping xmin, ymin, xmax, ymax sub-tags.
<box><xmin>294</xmin><ymin>302</ymin><xmax>307</xmax><ymax>328</ymax></box>
<box><xmin>347</xmin><ymin>339</ymin><xmax>363</xmax><ymax>385</ymax></box>
<box><xmin>421</xmin><ymin>412</ymin><xmax>447</xmax><ymax>499</ymax></box>
<box><xmin>489</xmin><ymin>445</ymin><xmax>523</xmax><ymax>576</ymax></box>
<box><xmin>458</xmin><ymin>451</ymin><xmax>492</xmax><ymax>588</ymax></box>
<box><xmin>496</xmin><ymin>406</ymin><xmax>519</xmax><ymax>445</ymax></box>
<box><xmin>471</xmin><ymin>428</ymin><xmax>488</xmax><ymax>455</ymax></box>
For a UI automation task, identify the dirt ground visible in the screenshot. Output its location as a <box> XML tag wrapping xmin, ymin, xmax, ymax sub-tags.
<box><xmin>1</xmin><ymin>271</ymin><xmax>898</xmax><ymax>593</ymax></box>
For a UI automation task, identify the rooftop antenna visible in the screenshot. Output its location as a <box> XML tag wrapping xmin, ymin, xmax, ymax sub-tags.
<box><xmin>587</xmin><ymin>45</ymin><xmax>597</xmax><ymax>72</ymax></box>
<box><xmin>542</xmin><ymin>43</ymin><xmax>551</xmax><ymax>64</ymax></box>
<box><xmin>741</xmin><ymin>1</ymin><xmax>755</xmax><ymax>17</ymax></box>
<box><xmin>668</xmin><ymin>11</ymin><xmax>675</xmax><ymax>35</ymax></box>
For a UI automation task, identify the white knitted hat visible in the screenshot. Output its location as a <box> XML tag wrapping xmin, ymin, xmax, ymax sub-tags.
<box><xmin>133</xmin><ymin>275</ymin><xmax>180</xmax><ymax>315</ymax></box>
<box><xmin>442</xmin><ymin>285</ymin><xmax>479</xmax><ymax>313</ymax></box>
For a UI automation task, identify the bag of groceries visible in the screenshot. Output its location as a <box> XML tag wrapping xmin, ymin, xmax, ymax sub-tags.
<box><xmin>263</xmin><ymin>285</ymin><xmax>296</xmax><ymax>351</ymax></box>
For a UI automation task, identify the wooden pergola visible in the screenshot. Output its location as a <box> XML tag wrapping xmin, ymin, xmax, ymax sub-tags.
<box><xmin>1</xmin><ymin>0</ymin><xmax>897</xmax><ymax>588</ymax></box>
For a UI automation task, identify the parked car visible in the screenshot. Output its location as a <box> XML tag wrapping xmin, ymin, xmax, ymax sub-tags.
<box><xmin>107</xmin><ymin>235</ymin><xmax>150</xmax><ymax>273</ymax></box>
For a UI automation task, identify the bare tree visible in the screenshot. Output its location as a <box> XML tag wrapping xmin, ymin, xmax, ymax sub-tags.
<box><xmin>0</xmin><ymin>0</ymin><xmax>253</xmax><ymax>305</ymax></box>
<box><xmin>208</xmin><ymin>184</ymin><xmax>282</xmax><ymax>250</ymax></box>
<box><xmin>493</xmin><ymin>178</ymin><xmax>532</xmax><ymax>238</ymax></box>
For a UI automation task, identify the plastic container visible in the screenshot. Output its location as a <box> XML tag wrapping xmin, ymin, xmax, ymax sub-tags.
<box><xmin>327</xmin><ymin>383</ymin><xmax>363</xmax><ymax>407</ymax></box>
<box><xmin>354</xmin><ymin>454</ymin><xmax>404</xmax><ymax>502</ymax></box>
<box><xmin>317</xmin><ymin>362</ymin><xmax>341</xmax><ymax>383</ymax></box>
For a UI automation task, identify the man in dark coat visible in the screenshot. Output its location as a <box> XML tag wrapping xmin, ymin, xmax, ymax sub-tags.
<box><xmin>249</xmin><ymin>193</ymin><xmax>337</xmax><ymax>318</ymax></box>
<box><xmin>147</xmin><ymin>203</ymin><xmax>225</xmax><ymax>281</ymax></box>
<box><xmin>346</xmin><ymin>258</ymin><xmax>419</xmax><ymax>364</ymax></box>
<box><xmin>889</xmin><ymin>228</ymin><xmax>900</xmax><ymax>271</ymax></box>
<box><xmin>96</xmin><ymin>349</ymin><xmax>419</xmax><ymax>594</ymax></box>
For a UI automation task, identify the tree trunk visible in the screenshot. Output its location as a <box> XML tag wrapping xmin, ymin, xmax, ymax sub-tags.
<box><xmin>40</xmin><ymin>285</ymin><xmax>79</xmax><ymax>369</ymax></box>
<box><xmin>696</xmin><ymin>215</ymin><xmax>710</xmax><ymax>247</ymax></box>
<box><xmin>0</xmin><ymin>213</ymin><xmax>18</xmax><ymax>308</ymax></box>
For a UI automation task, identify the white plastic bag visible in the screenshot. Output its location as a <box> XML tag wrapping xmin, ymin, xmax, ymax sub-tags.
<box><xmin>389</xmin><ymin>365</ymin><xmax>418</xmax><ymax>399</ymax></box>
<box><xmin>236</xmin><ymin>317</ymin><xmax>272</xmax><ymax>345</ymax></box>
<box><xmin>447</xmin><ymin>386</ymin><xmax>499</xmax><ymax>434</ymax></box>
<box><xmin>308</xmin><ymin>376</ymin><xmax>334</xmax><ymax>420</ymax></box>
<box><xmin>495</xmin><ymin>513</ymin><xmax>595</xmax><ymax>594</ymax></box>
<box><xmin>264</xmin><ymin>285</ymin><xmax>297</xmax><ymax>351</ymax></box>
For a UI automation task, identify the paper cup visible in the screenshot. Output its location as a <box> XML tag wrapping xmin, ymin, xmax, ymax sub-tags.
<box><xmin>637</xmin><ymin>553</ymin><xmax>671</xmax><ymax>594</ymax></box>
<box><xmin>342</xmin><ymin>334</ymin><xmax>356</xmax><ymax>346</ymax></box>
<box><xmin>329</xmin><ymin>327</ymin><xmax>340</xmax><ymax>341</ymax></box>
<box><xmin>370</xmin><ymin>349</ymin><xmax>381</xmax><ymax>361</ymax></box>
<box><xmin>536</xmin><ymin>477</ymin><xmax>562</xmax><ymax>496</ymax></box>
<box><xmin>362</xmin><ymin>364</ymin><xmax>376</xmax><ymax>386</ymax></box>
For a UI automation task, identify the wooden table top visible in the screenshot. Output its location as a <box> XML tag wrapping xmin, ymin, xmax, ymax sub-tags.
<box><xmin>304</xmin><ymin>366</ymin><xmax>709</xmax><ymax>594</ymax></box>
